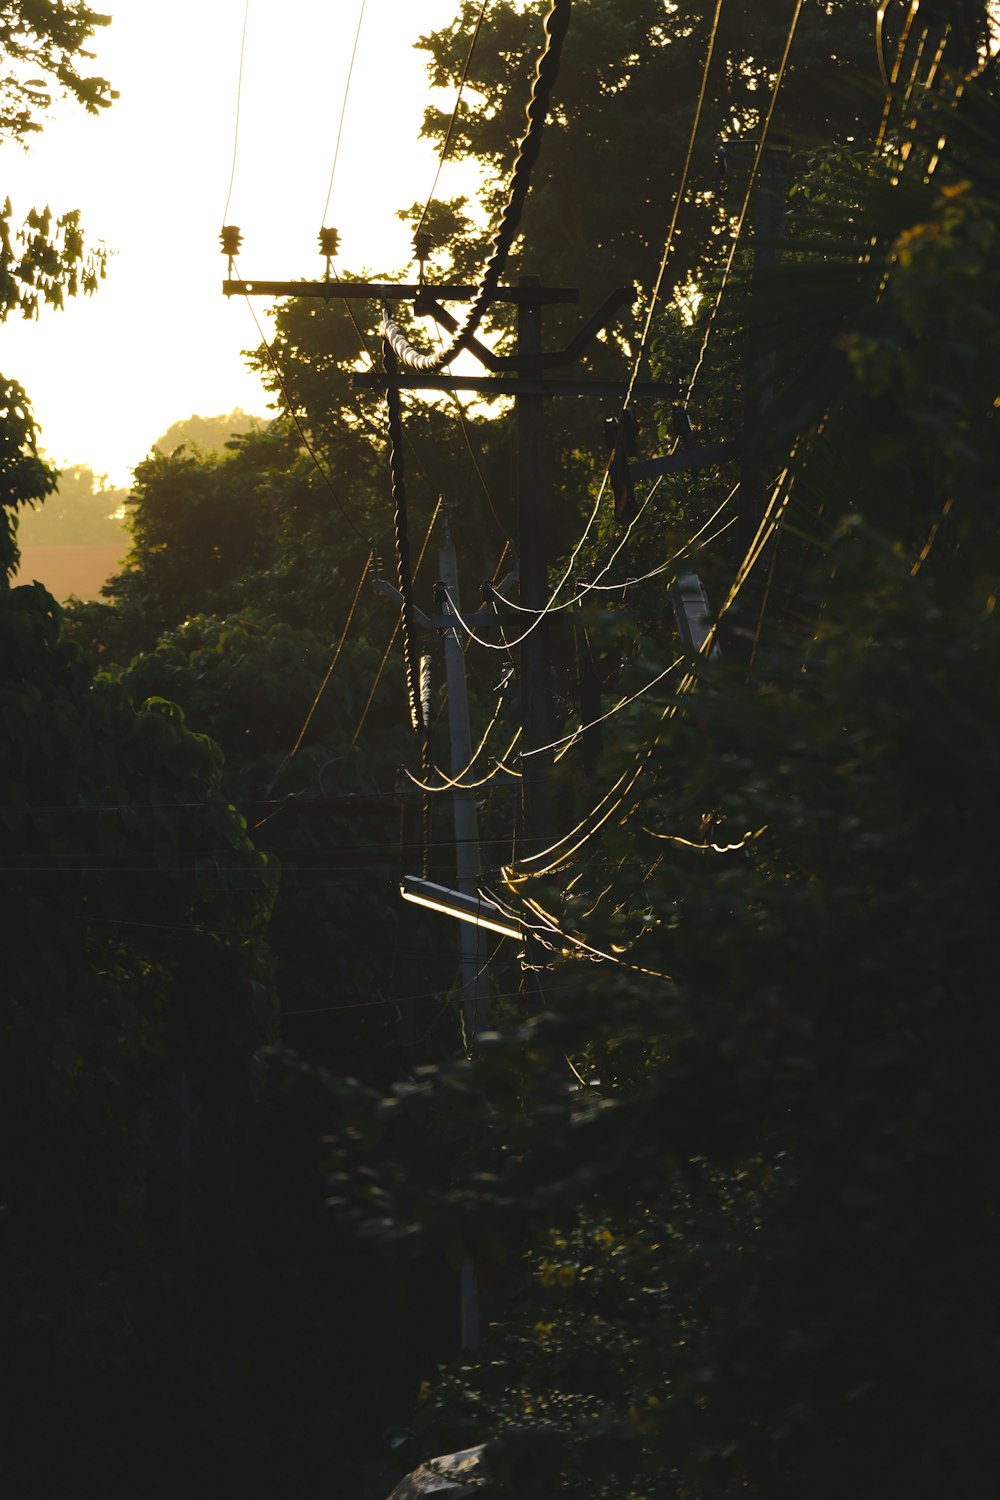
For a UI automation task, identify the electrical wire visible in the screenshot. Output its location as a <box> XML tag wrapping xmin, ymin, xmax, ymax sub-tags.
<box><xmin>876</xmin><ymin>0</ymin><xmax>894</xmax><ymax>89</ymax></box>
<box><xmin>491</xmin><ymin>484</ymin><xmax>739</xmax><ymax>610</ymax></box>
<box><xmin>623</xmin><ymin>0</ymin><xmax>726</xmax><ymax>410</ymax></box>
<box><xmin>222</xmin><ymin>0</ymin><xmax>251</xmax><ymax>227</ymax></box>
<box><xmin>416</xmin><ymin>0</ymin><xmax>493</xmax><ymax>240</ymax></box>
<box><xmin>404</xmin><ymin>671</ymin><xmax>515</xmax><ymax>792</ymax></box>
<box><xmin>320</xmin><ymin>0</ymin><xmax>368</xmax><ymax>229</ymax></box>
<box><xmin>528</xmin><ymin>655</ymin><xmax>685</xmax><ymax>763</ymax></box>
<box><xmin>438</xmin><ymin>482</ymin><xmax>737</xmax><ymax>652</ymax></box>
<box><xmin>261</xmin><ymin>545</ymin><xmax>375</xmax><ymax>805</ymax></box>
<box><xmin>505</xmin><ymin>473</ymin><xmax>783</xmax><ymax>876</ymax></box>
<box><xmin>407</xmin><ymin>726</ymin><xmax>523</xmax><ymax>794</ymax></box>
<box><xmin>682</xmin><ymin>0</ymin><xmax>805</xmax><ymax>412</ymax></box>
<box><xmin>485</xmin><ymin>883</ymin><xmax>673</xmax><ymax>982</ymax></box>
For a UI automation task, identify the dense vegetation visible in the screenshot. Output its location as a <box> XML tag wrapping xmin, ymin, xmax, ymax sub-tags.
<box><xmin>2</xmin><ymin>2</ymin><xmax>997</xmax><ymax>1497</ymax></box>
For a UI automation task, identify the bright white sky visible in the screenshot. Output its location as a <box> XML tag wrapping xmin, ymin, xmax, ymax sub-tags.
<box><xmin>1</xmin><ymin>0</ymin><xmax>475</xmax><ymax>484</ymax></box>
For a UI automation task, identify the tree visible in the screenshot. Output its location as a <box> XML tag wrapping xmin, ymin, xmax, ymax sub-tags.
<box><xmin>0</xmin><ymin>1</ymin><xmax>115</xmax><ymax>143</ymax></box>
<box><xmin>323</xmin><ymin>48</ymin><xmax>1000</xmax><ymax>1500</ymax></box>
<box><xmin>14</xmin><ymin>460</ymin><xmax>128</xmax><ymax>545</ymax></box>
<box><xmin>0</xmin><ymin>3</ymin><xmax>114</xmax><ymax>320</ymax></box>
<box><xmin>152</xmin><ymin>406</ymin><xmax>267</xmax><ymax>458</ymax></box>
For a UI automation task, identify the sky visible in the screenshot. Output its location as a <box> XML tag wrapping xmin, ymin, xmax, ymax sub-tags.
<box><xmin>1</xmin><ymin>0</ymin><xmax>475</xmax><ymax>484</ymax></box>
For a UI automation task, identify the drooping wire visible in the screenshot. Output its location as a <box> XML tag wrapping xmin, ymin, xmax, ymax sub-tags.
<box><xmin>515</xmin><ymin>457</ymin><xmax>802</xmax><ymax>880</ymax></box>
<box><xmin>320</xmin><ymin>0</ymin><xmax>368</xmax><ymax>229</ymax></box>
<box><xmin>530</xmin><ymin>655</ymin><xmax>685</xmax><ymax>763</ymax></box>
<box><xmin>623</xmin><ymin>0</ymin><xmax>726</xmax><ymax>410</ymax></box>
<box><xmin>382</xmin><ymin>0</ymin><xmax>572</xmax><ymax>373</ymax></box>
<box><xmin>439</xmin><ymin>480</ymin><xmax>738</xmax><ymax>651</ymax></box>
<box><xmin>405</xmin><ymin>662</ymin><xmax>517</xmax><ymax>792</ymax></box>
<box><xmin>415</xmin><ymin>0</ymin><xmax>493</xmax><ymax>240</ymax></box>
<box><xmin>876</xmin><ymin>0</ymin><xmax>894</xmax><ymax>88</ymax></box>
<box><xmin>404</xmin><ymin>726</ymin><xmax>521</xmax><ymax>798</ymax></box>
<box><xmin>492</xmin><ymin>485</ymin><xmax>739</xmax><ymax>608</ymax></box>
<box><xmin>222</xmin><ymin>0</ymin><xmax>251</xmax><ymax>227</ymax></box>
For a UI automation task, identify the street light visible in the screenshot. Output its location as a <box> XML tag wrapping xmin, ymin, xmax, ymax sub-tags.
<box><xmin>400</xmin><ymin>875</ymin><xmax>522</xmax><ymax>941</ymax></box>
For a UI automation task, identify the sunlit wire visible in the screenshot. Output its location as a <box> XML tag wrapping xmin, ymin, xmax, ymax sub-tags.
<box><xmin>320</xmin><ymin>0</ymin><xmax>368</xmax><ymax>229</ymax></box>
<box><xmin>624</xmin><ymin>0</ymin><xmax>726</xmax><ymax>409</ymax></box>
<box><xmin>222</xmin><ymin>0</ymin><xmax>251</xmax><ymax>226</ymax></box>
<box><xmin>262</xmin><ymin>545</ymin><xmax>374</xmax><ymax>807</ymax></box>
<box><xmin>416</xmin><ymin>0</ymin><xmax>493</xmax><ymax>239</ymax></box>
<box><xmin>683</xmin><ymin>0</ymin><xmax>806</xmax><ymax>411</ymax></box>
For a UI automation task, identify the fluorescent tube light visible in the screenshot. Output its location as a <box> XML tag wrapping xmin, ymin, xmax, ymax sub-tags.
<box><xmin>400</xmin><ymin>875</ymin><xmax>522</xmax><ymax>940</ymax></box>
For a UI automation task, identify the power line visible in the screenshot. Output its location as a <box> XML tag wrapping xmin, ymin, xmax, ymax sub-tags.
<box><xmin>320</xmin><ymin>0</ymin><xmax>368</xmax><ymax>230</ymax></box>
<box><xmin>262</xmin><ymin>544</ymin><xmax>375</xmax><ymax>804</ymax></box>
<box><xmin>437</xmin><ymin>484</ymin><xmax>736</xmax><ymax>651</ymax></box>
<box><xmin>416</xmin><ymin>0</ymin><xmax>493</xmax><ymax>240</ymax></box>
<box><xmin>222</xmin><ymin>0</ymin><xmax>251</xmax><ymax>227</ymax></box>
<box><xmin>623</xmin><ymin>0</ymin><xmax>726</xmax><ymax>410</ymax></box>
<box><xmin>683</xmin><ymin>0</ymin><xmax>805</xmax><ymax>411</ymax></box>
<box><xmin>534</xmin><ymin>655</ymin><xmax>685</xmax><ymax>763</ymax></box>
<box><xmin>405</xmin><ymin>673</ymin><xmax>515</xmax><ymax>792</ymax></box>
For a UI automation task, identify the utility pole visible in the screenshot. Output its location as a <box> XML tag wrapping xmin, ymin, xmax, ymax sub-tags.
<box><xmin>515</xmin><ymin>274</ymin><xmax>554</xmax><ymax>855</ymax></box>
<box><xmin>437</xmin><ymin>510</ymin><xmax>489</xmax><ymax>1046</ymax></box>
<box><xmin>228</xmin><ymin>270</ymin><xmax>672</xmax><ymax>856</ymax></box>
<box><xmin>438</xmin><ymin>510</ymin><xmax>489</xmax><ymax>1353</ymax></box>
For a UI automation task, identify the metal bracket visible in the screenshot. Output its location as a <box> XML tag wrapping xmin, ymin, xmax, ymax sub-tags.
<box><xmin>411</xmin><ymin>285</ymin><xmax>637</xmax><ymax>373</ymax></box>
<box><xmin>629</xmin><ymin>440</ymin><xmax>737</xmax><ymax>481</ymax></box>
<box><xmin>353</xmin><ymin>371</ymin><xmax>674</xmax><ymax>399</ymax></box>
<box><xmin>223</xmin><ymin>278</ymin><xmax>579</xmax><ymax>305</ymax></box>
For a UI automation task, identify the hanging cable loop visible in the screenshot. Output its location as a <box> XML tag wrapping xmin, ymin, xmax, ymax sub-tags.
<box><xmin>382</xmin><ymin>0</ymin><xmax>572</xmax><ymax>373</ymax></box>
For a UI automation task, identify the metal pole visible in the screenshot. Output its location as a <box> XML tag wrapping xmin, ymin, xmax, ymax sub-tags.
<box><xmin>438</xmin><ymin>511</ymin><xmax>489</xmax><ymax>1046</ymax></box>
<box><xmin>516</xmin><ymin>274</ymin><xmax>554</xmax><ymax>856</ymax></box>
<box><xmin>438</xmin><ymin>511</ymin><xmax>488</xmax><ymax>1352</ymax></box>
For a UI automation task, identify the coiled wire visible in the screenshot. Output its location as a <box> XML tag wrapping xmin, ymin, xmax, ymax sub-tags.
<box><xmin>382</xmin><ymin>0</ymin><xmax>572</xmax><ymax>372</ymax></box>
